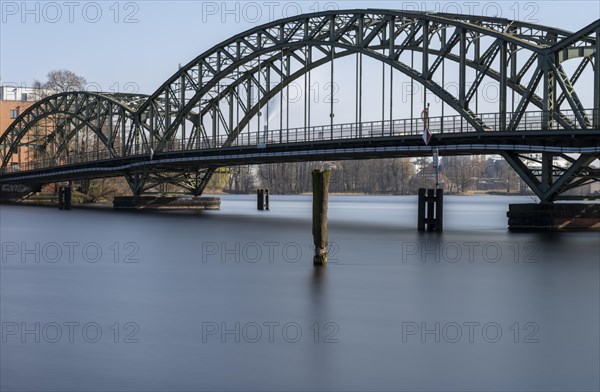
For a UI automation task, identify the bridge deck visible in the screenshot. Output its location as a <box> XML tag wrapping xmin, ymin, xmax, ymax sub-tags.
<box><xmin>2</xmin><ymin>110</ymin><xmax>599</xmax><ymax>184</ymax></box>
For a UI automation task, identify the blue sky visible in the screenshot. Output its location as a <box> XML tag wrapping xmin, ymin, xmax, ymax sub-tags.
<box><xmin>1</xmin><ymin>1</ymin><xmax>598</xmax><ymax>93</ymax></box>
<box><xmin>1</xmin><ymin>1</ymin><xmax>599</xmax><ymax>126</ymax></box>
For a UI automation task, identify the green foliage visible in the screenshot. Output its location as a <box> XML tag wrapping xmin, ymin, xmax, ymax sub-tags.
<box><xmin>205</xmin><ymin>172</ymin><xmax>231</xmax><ymax>193</ymax></box>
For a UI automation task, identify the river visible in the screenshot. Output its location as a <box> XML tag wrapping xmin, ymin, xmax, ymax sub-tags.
<box><xmin>1</xmin><ymin>195</ymin><xmax>598</xmax><ymax>391</ymax></box>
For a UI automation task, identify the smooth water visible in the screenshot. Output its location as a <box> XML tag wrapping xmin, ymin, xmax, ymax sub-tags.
<box><xmin>1</xmin><ymin>195</ymin><xmax>598</xmax><ymax>391</ymax></box>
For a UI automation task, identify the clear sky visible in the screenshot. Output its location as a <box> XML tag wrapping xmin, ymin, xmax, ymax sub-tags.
<box><xmin>1</xmin><ymin>0</ymin><xmax>598</xmax><ymax>94</ymax></box>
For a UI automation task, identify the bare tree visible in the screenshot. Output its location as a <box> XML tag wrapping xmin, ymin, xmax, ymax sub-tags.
<box><xmin>498</xmin><ymin>159</ymin><xmax>522</xmax><ymax>193</ymax></box>
<box><xmin>32</xmin><ymin>69</ymin><xmax>87</xmax><ymax>98</ymax></box>
<box><xmin>390</xmin><ymin>158</ymin><xmax>414</xmax><ymax>194</ymax></box>
<box><xmin>443</xmin><ymin>156</ymin><xmax>475</xmax><ymax>193</ymax></box>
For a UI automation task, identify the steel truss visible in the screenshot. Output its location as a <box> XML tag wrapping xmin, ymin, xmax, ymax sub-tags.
<box><xmin>1</xmin><ymin>10</ymin><xmax>599</xmax><ymax>200</ymax></box>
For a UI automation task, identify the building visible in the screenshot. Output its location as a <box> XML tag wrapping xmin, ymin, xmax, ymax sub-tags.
<box><xmin>0</xmin><ymin>86</ymin><xmax>48</xmax><ymax>169</ymax></box>
<box><xmin>1</xmin><ymin>86</ymin><xmax>45</xmax><ymax>133</ymax></box>
<box><xmin>0</xmin><ymin>85</ymin><xmax>42</xmax><ymax>102</ymax></box>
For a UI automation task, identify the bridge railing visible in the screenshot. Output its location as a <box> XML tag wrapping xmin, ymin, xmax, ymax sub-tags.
<box><xmin>5</xmin><ymin>148</ymin><xmax>116</xmax><ymax>174</ymax></box>
<box><xmin>2</xmin><ymin>108</ymin><xmax>596</xmax><ymax>174</ymax></box>
<box><xmin>165</xmin><ymin>108</ymin><xmax>593</xmax><ymax>149</ymax></box>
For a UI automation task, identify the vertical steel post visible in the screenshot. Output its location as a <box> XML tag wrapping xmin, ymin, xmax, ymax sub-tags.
<box><xmin>510</xmin><ymin>42</ymin><xmax>517</xmax><ymax>115</ymax></box>
<box><xmin>382</xmin><ymin>19</ymin><xmax>388</xmax><ymax>126</ymax></box>
<box><xmin>308</xmin><ymin>47</ymin><xmax>312</xmax><ymax>132</ymax></box>
<box><xmin>257</xmin><ymin>56</ymin><xmax>262</xmax><ymax>139</ymax></box>
<box><xmin>499</xmin><ymin>42</ymin><xmax>507</xmax><ymax>131</ymax></box>
<box><xmin>422</xmin><ymin>20</ymin><xmax>429</xmax><ymax>112</ymax></box>
<box><xmin>359</xmin><ymin>53</ymin><xmax>363</xmax><ymax>137</ymax></box>
<box><xmin>228</xmin><ymin>92</ymin><xmax>234</xmax><ymax>143</ymax></box>
<box><xmin>594</xmin><ymin>27</ymin><xmax>600</xmax><ymax>128</ymax></box>
<box><xmin>459</xmin><ymin>29</ymin><xmax>466</xmax><ymax>108</ymax></box>
<box><xmin>411</xmin><ymin>50</ymin><xmax>414</xmax><ymax>134</ymax></box>
<box><xmin>355</xmin><ymin>53</ymin><xmax>359</xmax><ymax>131</ymax></box>
<box><xmin>212</xmin><ymin>107</ymin><xmax>217</xmax><ymax>146</ymax></box>
<box><xmin>441</xmin><ymin>28</ymin><xmax>446</xmax><ymax>134</ymax></box>
<box><xmin>286</xmin><ymin>55</ymin><xmax>290</xmax><ymax>139</ymax></box>
<box><xmin>304</xmin><ymin>47</ymin><xmax>308</xmax><ymax>140</ymax></box>
<box><xmin>358</xmin><ymin>14</ymin><xmax>364</xmax><ymax>137</ymax></box>
<box><xmin>389</xmin><ymin>16</ymin><xmax>395</xmax><ymax>134</ymax></box>
<box><xmin>121</xmin><ymin>109</ymin><xmax>126</xmax><ymax>157</ymax></box>
<box><xmin>542</xmin><ymin>58</ymin><xmax>553</xmax><ymax>130</ymax></box>
<box><xmin>474</xmin><ymin>32</ymin><xmax>480</xmax><ymax>114</ymax></box>
<box><xmin>330</xmin><ymin>43</ymin><xmax>335</xmax><ymax>139</ymax></box>
<box><xmin>280</xmin><ymin>50</ymin><xmax>284</xmax><ymax>143</ymax></box>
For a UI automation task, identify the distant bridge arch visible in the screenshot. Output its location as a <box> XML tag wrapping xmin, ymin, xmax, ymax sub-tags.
<box><xmin>0</xmin><ymin>92</ymin><xmax>147</xmax><ymax>169</ymax></box>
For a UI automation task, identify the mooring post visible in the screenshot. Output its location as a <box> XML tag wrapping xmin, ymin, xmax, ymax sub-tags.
<box><xmin>418</xmin><ymin>188</ymin><xmax>443</xmax><ymax>231</ymax></box>
<box><xmin>64</xmin><ymin>186</ymin><xmax>72</xmax><ymax>210</ymax></box>
<box><xmin>264</xmin><ymin>189</ymin><xmax>270</xmax><ymax>211</ymax></box>
<box><xmin>257</xmin><ymin>188</ymin><xmax>264</xmax><ymax>211</ymax></box>
<box><xmin>427</xmin><ymin>189</ymin><xmax>435</xmax><ymax>231</ymax></box>
<box><xmin>435</xmin><ymin>188</ymin><xmax>443</xmax><ymax>231</ymax></box>
<box><xmin>312</xmin><ymin>169</ymin><xmax>331</xmax><ymax>266</ymax></box>
<box><xmin>58</xmin><ymin>187</ymin><xmax>64</xmax><ymax>210</ymax></box>
<box><xmin>418</xmin><ymin>188</ymin><xmax>426</xmax><ymax>231</ymax></box>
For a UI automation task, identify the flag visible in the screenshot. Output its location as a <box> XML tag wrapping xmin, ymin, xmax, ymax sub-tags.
<box><xmin>422</xmin><ymin>128</ymin><xmax>432</xmax><ymax>145</ymax></box>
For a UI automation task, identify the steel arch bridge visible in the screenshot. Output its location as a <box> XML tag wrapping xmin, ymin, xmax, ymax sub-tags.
<box><xmin>1</xmin><ymin>10</ymin><xmax>599</xmax><ymax>201</ymax></box>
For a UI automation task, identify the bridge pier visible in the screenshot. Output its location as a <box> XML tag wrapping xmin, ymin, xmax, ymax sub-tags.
<box><xmin>58</xmin><ymin>186</ymin><xmax>72</xmax><ymax>210</ymax></box>
<box><xmin>113</xmin><ymin>196</ymin><xmax>220</xmax><ymax>210</ymax></box>
<box><xmin>507</xmin><ymin>203</ymin><xmax>600</xmax><ymax>231</ymax></box>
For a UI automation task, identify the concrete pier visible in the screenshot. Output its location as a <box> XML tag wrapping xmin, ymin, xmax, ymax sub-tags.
<box><xmin>113</xmin><ymin>196</ymin><xmax>221</xmax><ymax>210</ymax></box>
<box><xmin>58</xmin><ymin>186</ymin><xmax>72</xmax><ymax>210</ymax></box>
<box><xmin>508</xmin><ymin>203</ymin><xmax>600</xmax><ymax>231</ymax></box>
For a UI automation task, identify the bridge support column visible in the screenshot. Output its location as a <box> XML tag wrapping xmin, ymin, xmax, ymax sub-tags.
<box><xmin>418</xmin><ymin>188</ymin><xmax>443</xmax><ymax>232</ymax></box>
<box><xmin>312</xmin><ymin>170</ymin><xmax>331</xmax><ymax>266</ymax></box>
<box><xmin>58</xmin><ymin>187</ymin><xmax>64</xmax><ymax>210</ymax></box>
<box><xmin>58</xmin><ymin>186</ymin><xmax>72</xmax><ymax>210</ymax></box>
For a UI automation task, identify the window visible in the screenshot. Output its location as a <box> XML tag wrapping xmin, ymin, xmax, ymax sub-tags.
<box><xmin>21</xmin><ymin>93</ymin><xmax>28</xmax><ymax>101</ymax></box>
<box><xmin>9</xmin><ymin>109</ymin><xmax>18</xmax><ymax>119</ymax></box>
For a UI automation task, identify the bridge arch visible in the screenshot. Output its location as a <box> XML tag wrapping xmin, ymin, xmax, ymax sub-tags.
<box><xmin>0</xmin><ymin>92</ymin><xmax>145</xmax><ymax>172</ymax></box>
<box><xmin>139</xmin><ymin>10</ymin><xmax>598</xmax><ymax>155</ymax></box>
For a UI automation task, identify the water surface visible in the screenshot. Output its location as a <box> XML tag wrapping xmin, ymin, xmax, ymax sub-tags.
<box><xmin>1</xmin><ymin>196</ymin><xmax>598</xmax><ymax>391</ymax></box>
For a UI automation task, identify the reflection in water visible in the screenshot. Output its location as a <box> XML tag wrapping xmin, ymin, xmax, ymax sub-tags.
<box><xmin>0</xmin><ymin>195</ymin><xmax>598</xmax><ymax>391</ymax></box>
